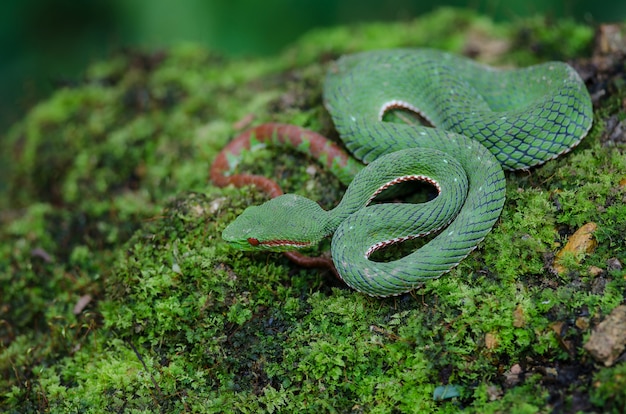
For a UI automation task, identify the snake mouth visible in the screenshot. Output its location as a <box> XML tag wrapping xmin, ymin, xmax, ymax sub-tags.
<box><xmin>248</xmin><ymin>238</ymin><xmax>313</xmax><ymax>250</ymax></box>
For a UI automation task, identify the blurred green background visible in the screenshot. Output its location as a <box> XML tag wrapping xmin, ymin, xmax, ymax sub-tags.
<box><xmin>1</xmin><ymin>0</ymin><xmax>624</xmax><ymax>131</ymax></box>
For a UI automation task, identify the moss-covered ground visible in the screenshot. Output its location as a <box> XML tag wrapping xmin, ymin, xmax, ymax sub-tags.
<box><xmin>1</xmin><ymin>7</ymin><xmax>625</xmax><ymax>413</ymax></box>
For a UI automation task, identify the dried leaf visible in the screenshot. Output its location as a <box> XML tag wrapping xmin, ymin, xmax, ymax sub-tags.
<box><xmin>554</xmin><ymin>222</ymin><xmax>598</xmax><ymax>274</ymax></box>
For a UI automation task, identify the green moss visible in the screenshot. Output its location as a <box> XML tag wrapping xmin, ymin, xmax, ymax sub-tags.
<box><xmin>509</xmin><ymin>17</ymin><xmax>594</xmax><ymax>62</ymax></box>
<box><xmin>590</xmin><ymin>361</ymin><xmax>626</xmax><ymax>411</ymax></box>
<box><xmin>0</xmin><ymin>7</ymin><xmax>624</xmax><ymax>413</ymax></box>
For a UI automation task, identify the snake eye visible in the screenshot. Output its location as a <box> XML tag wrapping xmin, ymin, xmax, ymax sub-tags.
<box><xmin>247</xmin><ymin>237</ymin><xmax>260</xmax><ymax>246</ymax></box>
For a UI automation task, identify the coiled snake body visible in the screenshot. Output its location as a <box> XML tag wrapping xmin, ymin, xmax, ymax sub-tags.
<box><xmin>217</xmin><ymin>49</ymin><xmax>593</xmax><ymax>297</ymax></box>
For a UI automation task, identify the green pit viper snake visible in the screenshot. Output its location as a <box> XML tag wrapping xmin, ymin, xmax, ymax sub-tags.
<box><xmin>212</xmin><ymin>49</ymin><xmax>593</xmax><ymax>297</ymax></box>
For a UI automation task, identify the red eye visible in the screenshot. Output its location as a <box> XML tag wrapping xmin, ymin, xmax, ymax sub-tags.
<box><xmin>247</xmin><ymin>238</ymin><xmax>260</xmax><ymax>246</ymax></box>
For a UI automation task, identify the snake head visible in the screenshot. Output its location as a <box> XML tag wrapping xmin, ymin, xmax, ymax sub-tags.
<box><xmin>222</xmin><ymin>194</ymin><xmax>329</xmax><ymax>252</ymax></box>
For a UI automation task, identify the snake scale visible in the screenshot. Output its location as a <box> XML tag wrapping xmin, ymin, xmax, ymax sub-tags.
<box><xmin>215</xmin><ymin>49</ymin><xmax>593</xmax><ymax>297</ymax></box>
